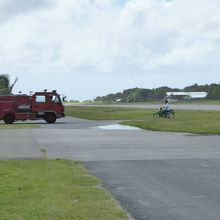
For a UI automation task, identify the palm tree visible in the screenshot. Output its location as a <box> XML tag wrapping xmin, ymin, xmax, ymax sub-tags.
<box><xmin>0</xmin><ymin>74</ymin><xmax>18</xmax><ymax>95</ymax></box>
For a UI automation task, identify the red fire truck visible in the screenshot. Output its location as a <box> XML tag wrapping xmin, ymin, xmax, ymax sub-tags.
<box><xmin>0</xmin><ymin>90</ymin><xmax>65</xmax><ymax>124</ymax></box>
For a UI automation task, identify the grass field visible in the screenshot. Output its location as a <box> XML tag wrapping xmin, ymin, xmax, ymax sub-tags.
<box><xmin>0</xmin><ymin>123</ymin><xmax>39</xmax><ymax>129</ymax></box>
<box><xmin>65</xmin><ymin>106</ymin><xmax>150</xmax><ymax>120</ymax></box>
<box><xmin>0</xmin><ymin>160</ymin><xmax>128</xmax><ymax>220</ymax></box>
<box><xmin>65</xmin><ymin>106</ymin><xmax>220</xmax><ymax>134</ymax></box>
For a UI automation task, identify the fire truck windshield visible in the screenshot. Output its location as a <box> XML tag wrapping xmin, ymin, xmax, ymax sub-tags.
<box><xmin>50</xmin><ymin>95</ymin><xmax>61</xmax><ymax>103</ymax></box>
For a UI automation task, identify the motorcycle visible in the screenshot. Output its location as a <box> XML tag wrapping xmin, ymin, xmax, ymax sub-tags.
<box><xmin>153</xmin><ymin>107</ymin><xmax>175</xmax><ymax>119</ymax></box>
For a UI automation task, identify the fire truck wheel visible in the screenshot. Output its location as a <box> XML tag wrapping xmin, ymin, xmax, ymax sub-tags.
<box><xmin>44</xmin><ymin>113</ymin><xmax>56</xmax><ymax>123</ymax></box>
<box><xmin>4</xmin><ymin>113</ymin><xmax>15</xmax><ymax>124</ymax></box>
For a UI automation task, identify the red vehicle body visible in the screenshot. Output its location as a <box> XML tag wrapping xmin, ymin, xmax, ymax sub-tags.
<box><xmin>0</xmin><ymin>90</ymin><xmax>65</xmax><ymax>124</ymax></box>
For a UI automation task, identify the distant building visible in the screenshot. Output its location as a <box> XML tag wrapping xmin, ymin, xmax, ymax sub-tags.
<box><xmin>166</xmin><ymin>92</ymin><xmax>207</xmax><ymax>101</ymax></box>
<box><xmin>116</xmin><ymin>99</ymin><xmax>122</xmax><ymax>102</ymax></box>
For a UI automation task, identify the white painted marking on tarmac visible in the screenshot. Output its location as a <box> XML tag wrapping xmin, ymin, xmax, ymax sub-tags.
<box><xmin>200</xmin><ymin>163</ymin><xmax>212</xmax><ymax>168</ymax></box>
<box><xmin>98</xmin><ymin>124</ymin><xmax>141</xmax><ymax>130</ymax></box>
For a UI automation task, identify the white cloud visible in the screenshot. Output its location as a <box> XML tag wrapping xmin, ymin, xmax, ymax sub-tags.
<box><xmin>144</xmin><ymin>42</ymin><xmax>216</xmax><ymax>70</ymax></box>
<box><xmin>0</xmin><ymin>0</ymin><xmax>54</xmax><ymax>23</ymax></box>
<box><xmin>0</xmin><ymin>0</ymin><xmax>220</xmax><ymax>99</ymax></box>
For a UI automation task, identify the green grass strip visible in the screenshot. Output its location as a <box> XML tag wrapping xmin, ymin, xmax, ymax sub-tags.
<box><xmin>66</xmin><ymin>106</ymin><xmax>220</xmax><ymax>134</ymax></box>
<box><xmin>65</xmin><ymin>106</ymin><xmax>151</xmax><ymax>120</ymax></box>
<box><xmin>0</xmin><ymin>123</ymin><xmax>39</xmax><ymax>129</ymax></box>
<box><xmin>0</xmin><ymin>160</ymin><xmax>128</xmax><ymax>220</ymax></box>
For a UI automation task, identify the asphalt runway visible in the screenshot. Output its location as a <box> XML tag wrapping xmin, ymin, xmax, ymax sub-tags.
<box><xmin>1</xmin><ymin>116</ymin><xmax>220</xmax><ymax>220</ymax></box>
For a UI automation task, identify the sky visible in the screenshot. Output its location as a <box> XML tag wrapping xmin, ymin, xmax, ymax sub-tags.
<box><xmin>0</xmin><ymin>0</ymin><xmax>220</xmax><ymax>100</ymax></box>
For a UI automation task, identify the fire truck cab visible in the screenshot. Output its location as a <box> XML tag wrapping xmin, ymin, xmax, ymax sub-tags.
<box><xmin>0</xmin><ymin>90</ymin><xmax>65</xmax><ymax>124</ymax></box>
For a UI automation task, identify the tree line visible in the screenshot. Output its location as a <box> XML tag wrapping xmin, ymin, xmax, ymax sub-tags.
<box><xmin>1</xmin><ymin>74</ymin><xmax>219</xmax><ymax>101</ymax></box>
<box><xmin>94</xmin><ymin>83</ymin><xmax>220</xmax><ymax>102</ymax></box>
